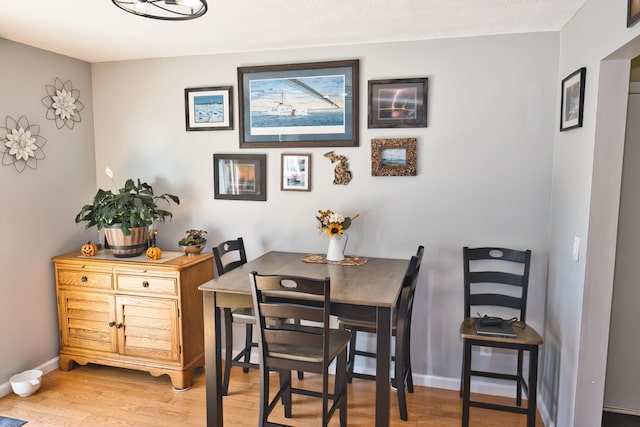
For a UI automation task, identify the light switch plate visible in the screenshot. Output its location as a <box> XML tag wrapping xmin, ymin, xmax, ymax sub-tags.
<box><xmin>573</xmin><ymin>235</ymin><xmax>581</xmax><ymax>262</ymax></box>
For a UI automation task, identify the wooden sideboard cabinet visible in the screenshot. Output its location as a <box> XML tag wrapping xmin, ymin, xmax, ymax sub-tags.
<box><xmin>52</xmin><ymin>250</ymin><xmax>213</xmax><ymax>389</ymax></box>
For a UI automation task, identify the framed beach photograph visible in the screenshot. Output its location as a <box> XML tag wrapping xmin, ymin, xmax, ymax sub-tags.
<box><xmin>281</xmin><ymin>153</ymin><xmax>311</xmax><ymax>191</ymax></box>
<box><xmin>237</xmin><ymin>60</ymin><xmax>359</xmax><ymax>148</ymax></box>
<box><xmin>560</xmin><ymin>67</ymin><xmax>586</xmax><ymax>132</ymax></box>
<box><xmin>213</xmin><ymin>153</ymin><xmax>266</xmax><ymax>201</ymax></box>
<box><xmin>368</xmin><ymin>78</ymin><xmax>428</xmax><ymax>128</ymax></box>
<box><xmin>629</xmin><ymin>0</ymin><xmax>640</xmax><ymax>27</ymax></box>
<box><xmin>371</xmin><ymin>138</ymin><xmax>417</xmax><ymax>176</ymax></box>
<box><xmin>185</xmin><ymin>86</ymin><xmax>233</xmax><ymax>131</ymax></box>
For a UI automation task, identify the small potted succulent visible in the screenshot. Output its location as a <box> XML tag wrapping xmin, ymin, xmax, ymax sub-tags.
<box><xmin>178</xmin><ymin>229</ymin><xmax>207</xmax><ymax>256</ymax></box>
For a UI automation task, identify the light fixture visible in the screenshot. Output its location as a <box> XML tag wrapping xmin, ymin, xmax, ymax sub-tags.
<box><xmin>112</xmin><ymin>0</ymin><xmax>208</xmax><ymax>21</ymax></box>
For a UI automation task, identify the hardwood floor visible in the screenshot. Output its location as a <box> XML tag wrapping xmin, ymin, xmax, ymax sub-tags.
<box><xmin>0</xmin><ymin>364</ymin><xmax>544</xmax><ymax>426</ymax></box>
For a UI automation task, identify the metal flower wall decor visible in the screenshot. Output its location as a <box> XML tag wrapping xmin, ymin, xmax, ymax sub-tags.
<box><xmin>42</xmin><ymin>77</ymin><xmax>84</xmax><ymax>129</ymax></box>
<box><xmin>0</xmin><ymin>115</ymin><xmax>47</xmax><ymax>173</ymax></box>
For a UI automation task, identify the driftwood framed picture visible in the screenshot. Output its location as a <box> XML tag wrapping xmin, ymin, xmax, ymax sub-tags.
<box><xmin>368</xmin><ymin>78</ymin><xmax>428</xmax><ymax>128</ymax></box>
<box><xmin>560</xmin><ymin>67</ymin><xmax>586</xmax><ymax>131</ymax></box>
<box><xmin>213</xmin><ymin>153</ymin><xmax>266</xmax><ymax>201</ymax></box>
<box><xmin>185</xmin><ymin>86</ymin><xmax>233</xmax><ymax>131</ymax></box>
<box><xmin>237</xmin><ymin>59</ymin><xmax>359</xmax><ymax>148</ymax></box>
<box><xmin>281</xmin><ymin>153</ymin><xmax>311</xmax><ymax>191</ymax></box>
<box><xmin>371</xmin><ymin>138</ymin><xmax>417</xmax><ymax>176</ymax></box>
<box><xmin>629</xmin><ymin>0</ymin><xmax>640</xmax><ymax>27</ymax></box>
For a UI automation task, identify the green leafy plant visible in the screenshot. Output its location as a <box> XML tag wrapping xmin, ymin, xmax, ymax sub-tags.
<box><xmin>75</xmin><ymin>168</ymin><xmax>180</xmax><ymax>235</ymax></box>
<box><xmin>178</xmin><ymin>229</ymin><xmax>207</xmax><ymax>246</ymax></box>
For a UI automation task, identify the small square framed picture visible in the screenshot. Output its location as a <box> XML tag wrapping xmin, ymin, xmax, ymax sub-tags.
<box><xmin>371</xmin><ymin>138</ymin><xmax>417</xmax><ymax>176</ymax></box>
<box><xmin>281</xmin><ymin>153</ymin><xmax>311</xmax><ymax>191</ymax></box>
<box><xmin>560</xmin><ymin>67</ymin><xmax>586</xmax><ymax>132</ymax></box>
<box><xmin>185</xmin><ymin>86</ymin><xmax>233</xmax><ymax>131</ymax></box>
<box><xmin>213</xmin><ymin>153</ymin><xmax>266</xmax><ymax>201</ymax></box>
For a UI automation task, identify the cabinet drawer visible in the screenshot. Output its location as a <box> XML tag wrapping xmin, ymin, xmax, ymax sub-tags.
<box><xmin>117</xmin><ymin>275</ymin><xmax>177</xmax><ymax>295</ymax></box>
<box><xmin>58</xmin><ymin>269</ymin><xmax>113</xmax><ymax>290</ymax></box>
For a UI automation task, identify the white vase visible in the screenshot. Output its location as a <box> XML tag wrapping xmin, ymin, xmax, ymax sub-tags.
<box><xmin>327</xmin><ymin>233</ymin><xmax>348</xmax><ymax>262</ymax></box>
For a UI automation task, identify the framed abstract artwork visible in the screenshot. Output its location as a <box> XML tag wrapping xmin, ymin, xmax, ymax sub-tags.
<box><xmin>238</xmin><ymin>60</ymin><xmax>359</xmax><ymax>148</ymax></box>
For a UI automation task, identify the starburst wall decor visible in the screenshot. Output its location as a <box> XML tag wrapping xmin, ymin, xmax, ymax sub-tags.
<box><xmin>0</xmin><ymin>115</ymin><xmax>47</xmax><ymax>173</ymax></box>
<box><xmin>42</xmin><ymin>77</ymin><xmax>84</xmax><ymax>130</ymax></box>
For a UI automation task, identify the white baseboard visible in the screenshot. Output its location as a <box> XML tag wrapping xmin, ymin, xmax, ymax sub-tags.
<box><xmin>603</xmin><ymin>406</ymin><xmax>640</xmax><ymax>416</ymax></box>
<box><xmin>0</xmin><ymin>357</ymin><xmax>60</xmax><ymax>398</ymax></box>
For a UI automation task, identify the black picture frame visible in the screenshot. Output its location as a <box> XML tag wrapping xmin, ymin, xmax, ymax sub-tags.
<box><xmin>185</xmin><ymin>86</ymin><xmax>233</xmax><ymax>131</ymax></box>
<box><xmin>560</xmin><ymin>67</ymin><xmax>586</xmax><ymax>132</ymax></box>
<box><xmin>629</xmin><ymin>0</ymin><xmax>640</xmax><ymax>27</ymax></box>
<box><xmin>281</xmin><ymin>153</ymin><xmax>311</xmax><ymax>191</ymax></box>
<box><xmin>368</xmin><ymin>78</ymin><xmax>428</xmax><ymax>128</ymax></box>
<box><xmin>237</xmin><ymin>59</ymin><xmax>359</xmax><ymax>148</ymax></box>
<box><xmin>213</xmin><ymin>153</ymin><xmax>266</xmax><ymax>201</ymax></box>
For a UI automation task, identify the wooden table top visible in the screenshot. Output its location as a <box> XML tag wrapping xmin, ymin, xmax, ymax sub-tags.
<box><xmin>199</xmin><ymin>251</ymin><xmax>410</xmax><ymax>308</ymax></box>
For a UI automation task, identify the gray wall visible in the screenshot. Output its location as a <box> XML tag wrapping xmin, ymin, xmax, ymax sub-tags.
<box><xmin>0</xmin><ymin>39</ymin><xmax>95</xmax><ymax>386</ymax></box>
<box><xmin>603</xmin><ymin>90</ymin><xmax>640</xmax><ymax>413</ymax></box>
<box><xmin>544</xmin><ymin>0</ymin><xmax>640</xmax><ymax>425</ymax></box>
<box><xmin>90</xmin><ymin>33</ymin><xmax>557</xmax><ymax>392</ymax></box>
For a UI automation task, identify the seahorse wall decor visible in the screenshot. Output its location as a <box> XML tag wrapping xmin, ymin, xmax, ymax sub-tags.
<box><xmin>324</xmin><ymin>151</ymin><xmax>352</xmax><ymax>185</ymax></box>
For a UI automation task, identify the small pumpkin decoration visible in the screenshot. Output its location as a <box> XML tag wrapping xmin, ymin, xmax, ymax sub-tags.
<box><xmin>146</xmin><ymin>246</ymin><xmax>162</xmax><ymax>260</ymax></box>
<box><xmin>81</xmin><ymin>241</ymin><xmax>98</xmax><ymax>257</ymax></box>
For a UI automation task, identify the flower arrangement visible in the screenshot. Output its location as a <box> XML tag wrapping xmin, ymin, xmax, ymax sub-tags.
<box><xmin>178</xmin><ymin>229</ymin><xmax>207</xmax><ymax>246</ymax></box>
<box><xmin>316</xmin><ymin>209</ymin><xmax>362</xmax><ymax>238</ymax></box>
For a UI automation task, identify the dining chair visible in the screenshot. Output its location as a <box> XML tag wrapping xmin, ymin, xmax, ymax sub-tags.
<box><xmin>249</xmin><ymin>271</ymin><xmax>351</xmax><ymax>427</ymax></box>
<box><xmin>212</xmin><ymin>237</ymin><xmax>256</xmax><ymax>396</ymax></box>
<box><xmin>459</xmin><ymin>246</ymin><xmax>542</xmax><ymax>427</ymax></box>
<box><xmin>337</xmin><ymin>245</ymin><xmax>424</xmax><ymax>421</ymax></box>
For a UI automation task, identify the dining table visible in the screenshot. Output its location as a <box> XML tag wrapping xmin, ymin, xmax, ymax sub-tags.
<box><xmin>198</xmin><ymin>250</ymin><xmax>410</xmax><ymax>427</ymax></box>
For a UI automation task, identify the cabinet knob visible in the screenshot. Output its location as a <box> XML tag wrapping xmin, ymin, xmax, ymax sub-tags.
<box><xmin>142</xmin><ymin>280</ymin><xmax>150</xmax><ymax>288</ymax></box>
<box><xmin>81</xmin><ymin>276</ymin><xmax>88</xmax><ymax>283</ymax></box>
<box><xmin>116</xmin><ymin>323</ymin><xmax>123</xmax><ymax>329</ymax></box>
<box><xmin>108</xmin><ymin>321</ymin><xmax>115</xmax><ymax>327</ymax></box>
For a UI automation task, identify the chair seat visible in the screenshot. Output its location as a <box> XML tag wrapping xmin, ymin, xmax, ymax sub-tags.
<box><xmin>268</xmin><ymin>329</ymin><xmax>351</xmax><ymax>363</ymax></box>
<box><xmin>231</xmin><ymin>307</ymin><xmax>255</xmax><ymax>323</ymax></box>
<box><xmin>459</xmin><ymin>317</ymin><xmax>543</xmax><ymax>345</ymax></box>
<box><xmin>338</xmin><ymin>314</ymin><xmax>397</xmax><ymax>334</ymax></box>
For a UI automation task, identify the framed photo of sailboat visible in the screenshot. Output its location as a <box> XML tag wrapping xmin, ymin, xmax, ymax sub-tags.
<box><xmin>237</xmin><ymin>60</ymin><xmax>359</xmax><ymax>148</ymax></box>
<box><xmin>368</xmin><ymin>78</ymin><xmax>428</xmax><ymax>128</ymax></box>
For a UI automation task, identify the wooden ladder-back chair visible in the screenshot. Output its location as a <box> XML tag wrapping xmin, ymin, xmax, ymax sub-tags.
<box><xmin>249</xmin><ymin>271</ymin><xmax>351</xmax><ymax>427</ymax></box>
<box><xmin>459</xmin><ymin>246</ymin><xmax>543</xmax><ymax>427</ymax></box>
<box><xmin>337</xmin><ymin>245</ymin><xmax>424</xmax><ymax>421</ymax></box>
<box><xmin>212</xmin><ymin>237</ymin><xmax>255</xmax><ymax>396</ymax></box>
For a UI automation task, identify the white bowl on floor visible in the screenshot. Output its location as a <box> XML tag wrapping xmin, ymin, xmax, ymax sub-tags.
<box><xmin>9</xmin><ymin>369</ymin><xmax>43</xmax><ymax>397</ymax></box>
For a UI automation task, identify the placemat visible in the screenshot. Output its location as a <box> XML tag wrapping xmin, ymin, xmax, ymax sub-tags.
<box><xmin>302</xmin><ymin>254</ymin><xmax>368</xmax><ymax>266</ymax></box>
<box><xmin>0</xmin><ymin>416</ymin><xmax>27</xmax><ymax>427</ymax></box>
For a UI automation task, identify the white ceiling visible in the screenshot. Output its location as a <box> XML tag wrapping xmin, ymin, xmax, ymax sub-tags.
<box><xmin>0</xmin><ymin>0</ymin><xmax>587</xmax><ymax>63</ymax></box>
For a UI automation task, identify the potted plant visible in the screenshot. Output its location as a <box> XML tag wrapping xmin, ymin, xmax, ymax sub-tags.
<box><xmin>75</xmin><ymin>167</ymin><xmax>180</xmax><ymax>258</ymax></box>
<box><xmin>178</xmin><ymin>229</ymin><xmax>207</xmax><ymax>256</ymax></box>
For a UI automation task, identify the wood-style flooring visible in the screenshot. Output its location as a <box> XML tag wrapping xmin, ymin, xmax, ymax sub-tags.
<box><xmin>0</xmin><ymin>364</ymin><xmax>545</xmax><ymax>426</ymax></box>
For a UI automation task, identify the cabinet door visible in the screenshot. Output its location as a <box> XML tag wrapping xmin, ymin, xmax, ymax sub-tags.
<box><xmin>115</xmin><ymin>296</ymin><xmax>180</xmax><ymax>362</ymax></box>
<box><xmin>58</xmin><ymin>290</ymin><xmax>118</xmax><ymax>353</ymax></box>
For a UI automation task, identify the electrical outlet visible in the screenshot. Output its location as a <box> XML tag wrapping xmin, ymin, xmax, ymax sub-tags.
<box><xmin>480</xmin><ymin>346</ymin><xmax>492</xmax><ymax>356</ymax></box>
